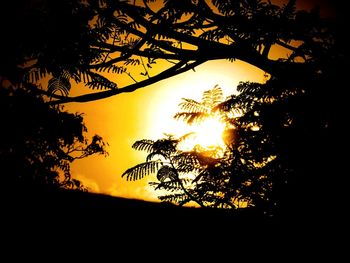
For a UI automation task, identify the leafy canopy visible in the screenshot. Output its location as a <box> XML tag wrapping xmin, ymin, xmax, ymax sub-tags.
<box><xmin>123</xmin><ymin>86</ymin><xmax>278</xmax><ymax>209</ymax></box>
<box><xmin>0</xmin><ymin>83</ymin><xmax>108</xmax><ymax>190</ymax></box>
<box><xmin>1</xmin><ymin>0</ymin><xmax>337</xmax><ymax>105</ymax></box>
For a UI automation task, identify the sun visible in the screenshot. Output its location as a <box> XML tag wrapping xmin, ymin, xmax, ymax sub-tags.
<box><xmin>177</xmin><ymin>115</ymin><xmax>227</xmax><ymax>154</ymax></box>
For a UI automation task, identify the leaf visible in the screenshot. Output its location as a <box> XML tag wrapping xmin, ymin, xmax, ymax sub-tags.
<box><xmin>158</xmin><ymin>193</ymin><xmax>189</xmax><ymax>205</ymax></box>
<box><xmin>132</xmin><ymin>139</ymin><xmax>155</xmax><ymax>152</ymax></box>
<box><xmin>146</xmin><ymin>151</ymin><xmax>166</xmax><ymax>162</ymax></box>
<box><xmin>124</xmin><ymin>58</ymin><xmax>140</xmax><ymax>66</ymax></box>
<box><xmin>174</xmin><ymin>112</ymin><xmax>208</xmax><ymax>124</ymax></box>
<box><xmin>152</xmin><ymin>180</ymin><xmax>183</xmax><ymax>192</ymax></box>
<box><xmin>47</xmin><ymin>74</ymin><xmax>71</xmax><ymax>96</ymax></box>
<box><xmin>152</xmin><ymin>138</ymin><xmax>178</xmax><ymax>155</ymax></box>
<box><xmin>156</xmin><ymin>165</ymin><xmax>177</xmax><ymax>182</ymax></box>
<box><xmin>86</xmin><ymin>72</ymin><xmax>118</xmax><ymax>90</ymax></box>
<box><xmin>202</xmin><ymin>85</ymin><xmax>223</xmax><ymax>106</ymax></box>
<box><xmin>172</xmin><ymin>152</ymin><xmax>200</xmax><ymax>172</ymax></box>
<box><xmin>96</xmin><ymin>65</ymin><xmax>126</xmax><ymax>74</ymax></box>
<box><xmin>25</xmin><ymin>67</ymin><xmax>48</xmax><ymax>83</ymax></box>
<box><xmin>177</xmin><ymin>98</ymin><xmax>208</xmax><ymax>113</ymax></box>
<box><xmin>122</xmin><ymin>161</ymin><xmax>162</xmax><ymax>181</ymax></box>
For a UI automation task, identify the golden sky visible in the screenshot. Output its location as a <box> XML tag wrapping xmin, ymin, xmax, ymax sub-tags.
<box><xmin>63</xmin><ymin>0</ymin><xmax>335</xmax><ymax>202</ymax></box>
<box><xmin>66</xmin><ymin>60</ymin><xmax>265</xmax><ymax>202</ymax></box>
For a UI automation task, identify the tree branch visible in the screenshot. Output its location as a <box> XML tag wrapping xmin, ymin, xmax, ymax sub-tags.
<box><xmin>50</xmin><ymin>59</ymin><xmax>206</xmax><ymax>104</ymax></box>
<box><xmin>91</xmin><ymin>41</ymin><xmax>187</xmax><ymax>62</ymax></box>
<box><xmin>111</xmin><ymin>17</ymin><xmax>192</xmax><ymax>55</ymax></box>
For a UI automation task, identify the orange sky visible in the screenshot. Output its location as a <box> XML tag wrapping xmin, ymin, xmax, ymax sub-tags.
<box><xmin>63</xmin><ymin>0</ymin><xmax>335</xmax><ymax>202</ymax></box>
<box><xmin>66</xmin><ymin>60</ymin><xmax>265</xmax><ymax>202</ymax></box>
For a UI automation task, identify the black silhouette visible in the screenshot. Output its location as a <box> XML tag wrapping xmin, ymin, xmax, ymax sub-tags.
<box><xmin>1</xmin><ymin>1</ymin><xmax>109</xmax><ymax>191</ymax></box>
<box><xmin>1</xmin><ymin>0</ymin><xmax>342</xmax><ymax>104</ymax></box>
<box><xmin>0</xmin><ymin>82</ymin><xmax>108</xmax><ymax>191</ymax></box>
<box><xmin>123</xmin><ymin>86</ymin><xmax>270</xmax><ymax>209</ymax></box>
<box><xmin>0</xmin><ymin>0</ymin><xmax>345</xmax><ymax>233</ymax></box>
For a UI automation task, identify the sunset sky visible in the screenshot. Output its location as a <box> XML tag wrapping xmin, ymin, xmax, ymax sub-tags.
<box><xmin>65</xmin><ymin>60</ymin><xmax>264</xmax><ymax>202</ymax></box>
<box><xmin>60</xmin><ymin>0</ymin><xmax>335</xmax><ymax>202</ymax></box>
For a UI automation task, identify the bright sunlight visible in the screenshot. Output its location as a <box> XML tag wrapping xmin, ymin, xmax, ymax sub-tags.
<box><xmin>68</xmin><ymin>60</ymin><xmax>266</xmax><ymax>201</ymax></box>
<box><xmin>177</xmin><ymin>115</ymin><xmax>226</xmax><ymax>153</ymax></box>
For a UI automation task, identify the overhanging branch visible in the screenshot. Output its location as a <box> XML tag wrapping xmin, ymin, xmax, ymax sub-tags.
<box><xmin>50</xmin><ymin>59</ymin><xmax>206</xmax><ymax>104</ymax></box>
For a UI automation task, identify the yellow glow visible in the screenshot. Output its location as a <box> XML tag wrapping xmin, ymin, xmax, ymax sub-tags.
<box><xmin>65</xmin><ymin>60</ymin><xmax>265</xmax><ymax>202</ymax></box>
<box><xmin>177</xmin><ymin>116</ymin><xmax>226</xmax><ymax>153</ymax></box>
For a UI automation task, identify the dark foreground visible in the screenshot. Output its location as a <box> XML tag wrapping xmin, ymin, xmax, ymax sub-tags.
<box><xmin>2</xmin><ymin>188</ymin><xmax>343</xmax><ymax>258</ymax></box>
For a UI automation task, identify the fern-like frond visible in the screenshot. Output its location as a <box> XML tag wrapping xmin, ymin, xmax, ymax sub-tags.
<box><xmin>96</xmin><ymin>65</ymin><xmax>126</xmax><ymax>74</ymax></box>
<box><xmin>132</xmin><ymin>139</ymin><xmax>155</xmax><ymax>152</ymax></box>
<box><xmin>152</xmin><ymin>138</ymin><xmax>178</xmax><ymax>155</ymax></box>
<box><xmin>198</xmin><ymin>192</ymin><xmax>234</xmax><ymax>209</ymax></box>
<box><xmin>177</xmin><ymin>98</ymin><xmax>208</xmax><ymax>113</ymax></box>
<box><xmin>157</xmin><ymin>165</ymin><xmax>177</xmax><ymax>182</ymax></box>
<box><xmin>122</xmin><ymin>161</ymin><xmax>162</xmax><ymax>181</ymax></box>
<box><xmin>86</xmin><ymin>72</ymin><xmax>118</xmax><ymax>90</ymax></box>
<box><xmin>174</xmin><ymin>112</ymin><xmax>209</xmax><ymax>124</ymax></box>
<box><xmin>172</xmin><ymin>152</ymin><xmax>201</xmax><ymax>173</ymax></box>
<box><xmin>146</xmin><ymin>151</ymin><xmax>168</xmax><ymax>162</ymax></box>
<box><xmin>202</xmin><ymin>85</ymin><xmax>223</xmax><ymax>106</ymax></box>
<box><xmin>25</xmin><ymin>67</ymin><xmax>49</xmax><ymax>83</ymax></box>
<box><xmin>236</xmin><ymin>81</ymin><xmax>262</xmax><ymax>94</ymax></box>
<box><xmin>158</xmin><ymin>193</ymin><xmax>190</xmax><ymax>205</ymax></box>
<box><xmin>74</xmin><ymin>70</ymin><xmax>94</xmax><ymax>84</ymax></box>
<box><xmin>178</xmin><ymin>132</ymin><xmax>196</xmax><ymax>141</ymax></box>
<box><xmin>124</xmin><ymin>58</ymin><xmax>140</xmax><ymax>66</ymax></box>
<box><xmin>47</xmin><ymin>75</ymin><xmax>71</xmax><ymax>97</ymax></box>
<box><xmin>151</xmin><ymin>180</ymin><xmax>183</xmax><ymax>192</ymax></box>
<box><xmin>212</xmin><ymin>0</ymin><xmax>240</xmax><ymax>16</ymax></box>
<box><xmin>199</xmin><ymin>29</ymin><xmax>226</xmax><ymax>42</ymax></box>
<box><xmin>215</xmin><ymin>94</ymin><xmax>238</xmax><ymax>112</ymax></box>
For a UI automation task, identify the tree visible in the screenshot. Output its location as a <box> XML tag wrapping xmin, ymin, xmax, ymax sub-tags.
<box><xmin>1</xmin><ymin>0</ymin><xmax>344</xmax><ymax>216</ymax></box>
<box><xmin>123</xmin><ymin>86</ymin><xmax>277</xmax><ymax>210</ymax></box>
<box><xmin>1</xmin><ymin>1</ymin><xmax>109</xmax><ymax>190</ymax></box>
<box><xmin>0</xmin><ymin>82</ymin><xmax>108</xmax><ymax>191</ymax></box>
<box><xmin>1</xmin><ymin>0</ymin><xmax>340</xmax><ymax>103</ymax></box>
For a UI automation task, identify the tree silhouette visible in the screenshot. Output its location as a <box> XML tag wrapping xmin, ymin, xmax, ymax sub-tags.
<box><xmin>1</xmin><ymin>1</ymin><xmax>110</xmax><ymax>191</ymax></box>
<box><xmin>1</xmin><ymin>0</ymin><xmax>340</xmax><ymax>104</ymax></box>
<box><xmin>123</xmin><ymin>86</ymin><xmax>278</xmax><ymax>210</ymax></box>
<box><xmin>1</xmin><ymin>1</ymin><xmax>344</xmax><ymax>217</ymax></box>
<box><xmin>0</xmin><ymin>82</ymin><xmax>108</xmax><ymax>191</ymax></box>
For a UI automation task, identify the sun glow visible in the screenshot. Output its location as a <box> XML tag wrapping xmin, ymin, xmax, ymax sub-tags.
<box><xmin>68</xmin><ymin>60</ymin><xmax>266</xmax><ymax>201</ymax></box>
<box><xmin>178</xmin><ymin>115</ymin><xmax>227</xmax><ymax>154</ymax></box>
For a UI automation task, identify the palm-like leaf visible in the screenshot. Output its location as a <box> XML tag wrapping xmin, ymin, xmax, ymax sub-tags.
<box><xmin>173</xmin><ymin>111</ymin><xmax>208</xmax><ymax>124</ymax></box>
<box><xmin>172</xmin><ymin>152</ymin><xmax>201</xmax><ymax>173</ymax></box>
<box><xmin>47</xmin><ymin>72</ymin><xmax>71</xmax><ymax>96</ymax></box>
<box><xmin>132</xmin><ymin>139</ymin><xmax>155</xmax><ymax>153</ymax></box>
<box><xmin>158</xmin><ymin>193</ymin><xmax>191</xmax><ymax>205</ymax></box>
<box><xmin>152</xmin><ymin>138</ymin><xmax>178</xmax><ymax>156</ymax></box>
<box><xmin>25</xmin><ymin>67</ymin><xmax>49</xmax><ymax>83</ymax></box>
<box><xmin>177</xmin><ymin>98</ymin><xmax>209</xmax><ymax>113</ymax></box>
<box><xmin>202</xmin><ymin>85</ymin><xmax>223</xmax><ymax>107</ymax></box>
<box><xmin>174</xmin><ymin>86</ymin><xmax>224</xmax><ymax>124</ymax></box>
<box><xmin>150</xmin><ymin>180</ymin><xmax>183</xmax><ymax>192</ymax></box>
<box><xmin>86</xmin><ymin>72</ymin><xmax>118</xmax><ymax>90</ymax></box>
<box><xmin>146</xmin><ymin>151</ymin><xmax>166</xmax><ymax>162</ymax></box>
<box><xmin>96</xmin><ymin>65</ymin><xmax>126</xmax><ymax>74</ymax></box>
<box><xmin>122</xmin><ymin>161</ymin><xmax>162</xmax><ymax>181</ymax></box>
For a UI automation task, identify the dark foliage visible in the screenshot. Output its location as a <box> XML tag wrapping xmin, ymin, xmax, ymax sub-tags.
<box><xmin>0</xmin><ymin>0</ymin><xmax>345</xmax><ymax>220</ymax></box>
<box><xmin>0</xmin><ymin>83</ymin><xmax>108</xmax><ymax>190</ymax></box>
<box><xmin>1</xmin><ymin>0</ymin><xmax>342</xmax><ymax>104</ymax></box>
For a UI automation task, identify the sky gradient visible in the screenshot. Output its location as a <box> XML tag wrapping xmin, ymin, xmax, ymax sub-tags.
<box><xmin>66</xmin><ymin>60</ymin><xmax>265</xmax><ymax>201</ymax></box>
<box><xmin>63</xmin><ymin>0</ymin><xmax>336</xmax><ymax>202</ymax></box>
